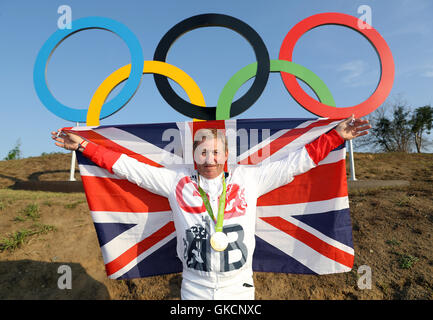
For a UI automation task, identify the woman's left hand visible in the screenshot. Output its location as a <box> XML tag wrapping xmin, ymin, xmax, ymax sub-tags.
<box><xmin>335</xmin><ymin>114</ymin><xmax>372</xmax><ymax>141</ymax></box>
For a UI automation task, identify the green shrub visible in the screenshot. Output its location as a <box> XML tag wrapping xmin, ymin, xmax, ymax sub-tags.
<box><xmin>3</xmin><ymin>139</ymin><xmax>22</xmax><ymax>160</ymax></box>
<box><xmin>399</xmin><ymin>254</ymin><xmax>418</xmax><ymax>269</ymax></box>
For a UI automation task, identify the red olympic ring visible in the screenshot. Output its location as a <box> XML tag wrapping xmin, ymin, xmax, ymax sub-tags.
<box><xmin>279</xmin><ymin>12</ymin><xmax>395</xmax><ymax>118</ymax></box>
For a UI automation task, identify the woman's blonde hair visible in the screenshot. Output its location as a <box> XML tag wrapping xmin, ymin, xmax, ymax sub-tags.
<box><xmin>193</xmin><ymin>128</ymin><xmax>228</xmax><ymax>152</ymax></box>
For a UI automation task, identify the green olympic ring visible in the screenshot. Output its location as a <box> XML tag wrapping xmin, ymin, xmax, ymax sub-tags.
<box><xmin>216</xmin><ymin>59</ymin><xmax>336</xmax><ymax>120</ymax></box>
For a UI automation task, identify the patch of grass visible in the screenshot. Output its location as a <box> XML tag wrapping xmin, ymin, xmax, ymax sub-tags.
<box><xmin>0</xmin><ymin>201</ymin><xmax>4</xmax><ymax>210</ymax></box>
<box><xmin>398</xmin><ymin>254</ymin><xmax>419</xmax><ymax>269</ymax></box>
<box><xmin>42</xmin><ymin>200</ymin><xmax>53</xmax><ymax>207</ymax></box>
<box><xmin>0</xmin><ymin>223</ymin><xmax>56</xmax><ymax>252</ymax></box>
<box><xmin>15</xmin><ymin>203</ymin><xmax>40</xmax><ymax>222</ymax></box>
<box><xmin>395</xmin><ymin>195</ymin><xmax>415</xmax><ymax>207</ymax></box>
<box><xmin>13</xmin><ymin>215</ymin><xmax>26</xmax><ymax>222</ymax></box>
<box><xmin>385</xmin><ymin>239</ymin><xmax>401</xmax><ymax>246</ymax></box>
<box><xmin>22</xmin><ymin>203</ymin><xmax>40</xmax><ymax>220</ymax></box>
<box><xmin>33</xmin><ymin>223</ymin><xmax>56</xmax><ymax>234</ymax></box>
<box><xmin>64</xmin><ymin>200</ymin><xmax>84</xmax><ymax>209</ymax></box>
<box><xmin>40</xmin><ymin>151</ymin><xmax>64</xmax><ymax>157</ymax></box>
<box><xmin>349</xmin><ymin>185</ymin><xmax>405</xmax><ymax>197</ymax></box>
<box><xmin>0</xmin><ymin>229</ymin><xmax>33</xmax><ymax>251</ymax></box>
<box><xmin>0</xmin><ymin>189</ymin><xmax>85</xmax><ymax>203</ymax></box>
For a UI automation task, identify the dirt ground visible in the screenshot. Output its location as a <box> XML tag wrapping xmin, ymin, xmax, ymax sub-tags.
<box><xmin>0</xmin><ymin>152</ymin><xmax>432</xmax><ymax>300</ymax></box>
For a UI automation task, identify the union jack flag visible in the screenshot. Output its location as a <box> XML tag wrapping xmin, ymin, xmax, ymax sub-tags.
<box><xmin>71</xmin><ymin>118</ymin><xmax>354</xmax><ymax>279</ymax></box>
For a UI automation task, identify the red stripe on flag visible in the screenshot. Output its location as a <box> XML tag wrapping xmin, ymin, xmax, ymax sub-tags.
<box><xmin>82</xmin><ymin>176</ymin><xmax>171</xmax><ymax>213</ymax></box>
<box><xmin>105</xmin><ymin>221</ymin><xmax>176</xmax><ymax>276</ymax></box>
<box><xmin>242</xmin><ymin>119</ymin><xmax>335</xmax><ymax>165</ymax></box>
<box><xmin>257</xmin><ymin>159</ymin><xmax>348</xmax><ymax>206</ymax></box>
<box><xmin>71</xmin><ymin>129</ymin><xmax>163</xmax><ymax>167</ymax></box>
<box><xmin>260</xmin><ymin>216</ymin><xmax>354</xmax><ymax>268</ymax></box>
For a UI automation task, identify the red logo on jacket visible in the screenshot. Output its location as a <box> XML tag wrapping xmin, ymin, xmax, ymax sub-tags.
<box><xmin>175</xmin><ymin>177</ymin><xmax>247</xmax><ymax>218</ymax></box>
<box><xmin>223</xmin><ymin>183</ymin><xmax>248</xmax><ymax>219</ymax></box>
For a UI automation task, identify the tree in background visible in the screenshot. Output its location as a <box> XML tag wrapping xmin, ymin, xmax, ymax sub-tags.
<box><xmin>353</xmin><ymin>95</ymin><xmax>433</xmax><ymax>153</ymax></box>
<box><xmin>367</xmin><ymin>105</ymin><xmax>412</xmax><ymax>152</ymax></box>
<box><xmin>410</xmin><ymin>105</ymin><xmax>433</xmax><ymax>153</ymax></box>
<box><xmin>3</xmin><ymin>139</ymin><xmax>22</xmax><ymax>160</ymax></box>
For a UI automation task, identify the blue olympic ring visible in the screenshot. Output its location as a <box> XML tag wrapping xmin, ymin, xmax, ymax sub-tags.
<box><xmin>33</xmin><ymin>16</ymin><xmax>144</xmax><ymax>122</ymax></box>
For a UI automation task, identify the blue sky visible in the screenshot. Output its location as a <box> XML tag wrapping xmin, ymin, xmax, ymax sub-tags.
<box><xmin>1</xmin><ymin>0</ymin><xmax>433</xmax><ymax>158</ymax></box>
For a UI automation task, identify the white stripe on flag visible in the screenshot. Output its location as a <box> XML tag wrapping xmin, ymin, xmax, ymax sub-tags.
<box><xmin>267</xmin><ymin>120</ymin><xmax>342</xmax><ymax>162</ymax></box>
<box><xmin>94</xmin><ymin>127</ymin><xmax>183</xmax><ymax>166</ymax></box>
<box><xmin>78</xmin><ymin>164</ymin><xmax>122</xmax><ymax>179</ymax></box>
<box><xmin>90</xmin><ymin>210</ymin><xmax>172</xmax><ymax>224</ymax></box>
<box><xmin>70</xmin><ymin>126</ymin><xmax>98</xmax><ymax>131</ymax></box>
<box><xmin>257</xmin><ymin>196</ymin><xmax>349</xmax><ymax>218</ymax></box>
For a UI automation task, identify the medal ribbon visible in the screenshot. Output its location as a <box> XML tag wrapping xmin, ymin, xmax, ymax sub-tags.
<box><xmin>197</xmin><ymin>174</ymin><xmax>226</xmax><ymax>232</ymax></box>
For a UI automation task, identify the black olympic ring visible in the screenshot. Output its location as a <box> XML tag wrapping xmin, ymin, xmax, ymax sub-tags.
<box><xmin>153</xmin><ymin>13</ymin><xmax>270</xmax><ymax>120</ymax></box>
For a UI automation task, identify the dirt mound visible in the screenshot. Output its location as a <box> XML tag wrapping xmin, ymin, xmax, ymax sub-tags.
<box><xmin>0</xmin><ymin>152</ymin><xmax>432</xmax><ymax>300</ymax></box>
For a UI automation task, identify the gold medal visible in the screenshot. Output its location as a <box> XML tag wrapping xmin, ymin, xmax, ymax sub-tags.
<box><xmin>210</xmin><ymin>232</ymin><xmax>229</xmax><ymax>251</ymax></box>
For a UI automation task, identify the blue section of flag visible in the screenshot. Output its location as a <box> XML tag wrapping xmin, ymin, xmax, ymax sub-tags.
<box><xmin>109</xmin><ymin>122</ymin><xmax>181</xmax><ymax>154</ymax></box>
<box><xmin>118</xmin><ymin>237</ymin><xmax>182</xmax><ymax>279</ymax></box>
<box><xmin>76</xmin><ymin>152</ymin><xmax>94</xmax><ymax>166</ymax></box>
<box><xmin>252</xmin><ymin>236</ymin><xmax>316</xmax><ymax>274</ymax></box>
<box><xmin>291</xmin><ymin>209</ymin><xmax>354</xmax><ymax>248</ymax></box>
<box><xmin>93</xmin><ymin>222</ymin><xmax>137</xmax><ymax>247</ymax></box>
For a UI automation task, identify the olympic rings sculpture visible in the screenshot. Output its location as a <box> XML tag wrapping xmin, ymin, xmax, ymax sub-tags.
<box><xmin>33</xmin><ymin>13</ymin><xmax>394</xmax><ymax>125</ymax></box>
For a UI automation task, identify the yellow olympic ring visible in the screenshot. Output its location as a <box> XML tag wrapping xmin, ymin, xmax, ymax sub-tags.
<box><xmin>86</xmin><ymin>60</ymin><xmax>206</xmax><ymax>126</ymax></box>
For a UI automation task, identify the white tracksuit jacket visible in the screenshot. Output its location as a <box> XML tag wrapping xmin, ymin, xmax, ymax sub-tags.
<box><xmin>81</xmin><ymin>129</ymin><xmax>344</xmax><ymax>299</ymax></box>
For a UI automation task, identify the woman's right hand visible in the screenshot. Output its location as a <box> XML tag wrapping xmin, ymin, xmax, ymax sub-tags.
<box><xmin>51</xmin><ymin>129</ymin><xmax>85</xmax><ymax>151</ymax></box>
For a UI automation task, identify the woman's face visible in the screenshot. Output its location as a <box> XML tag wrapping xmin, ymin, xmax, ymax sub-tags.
<box><xmin>194</xmin><ymin>137</ymin><xmax>228</xmax><ymax>179</ymax></box>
